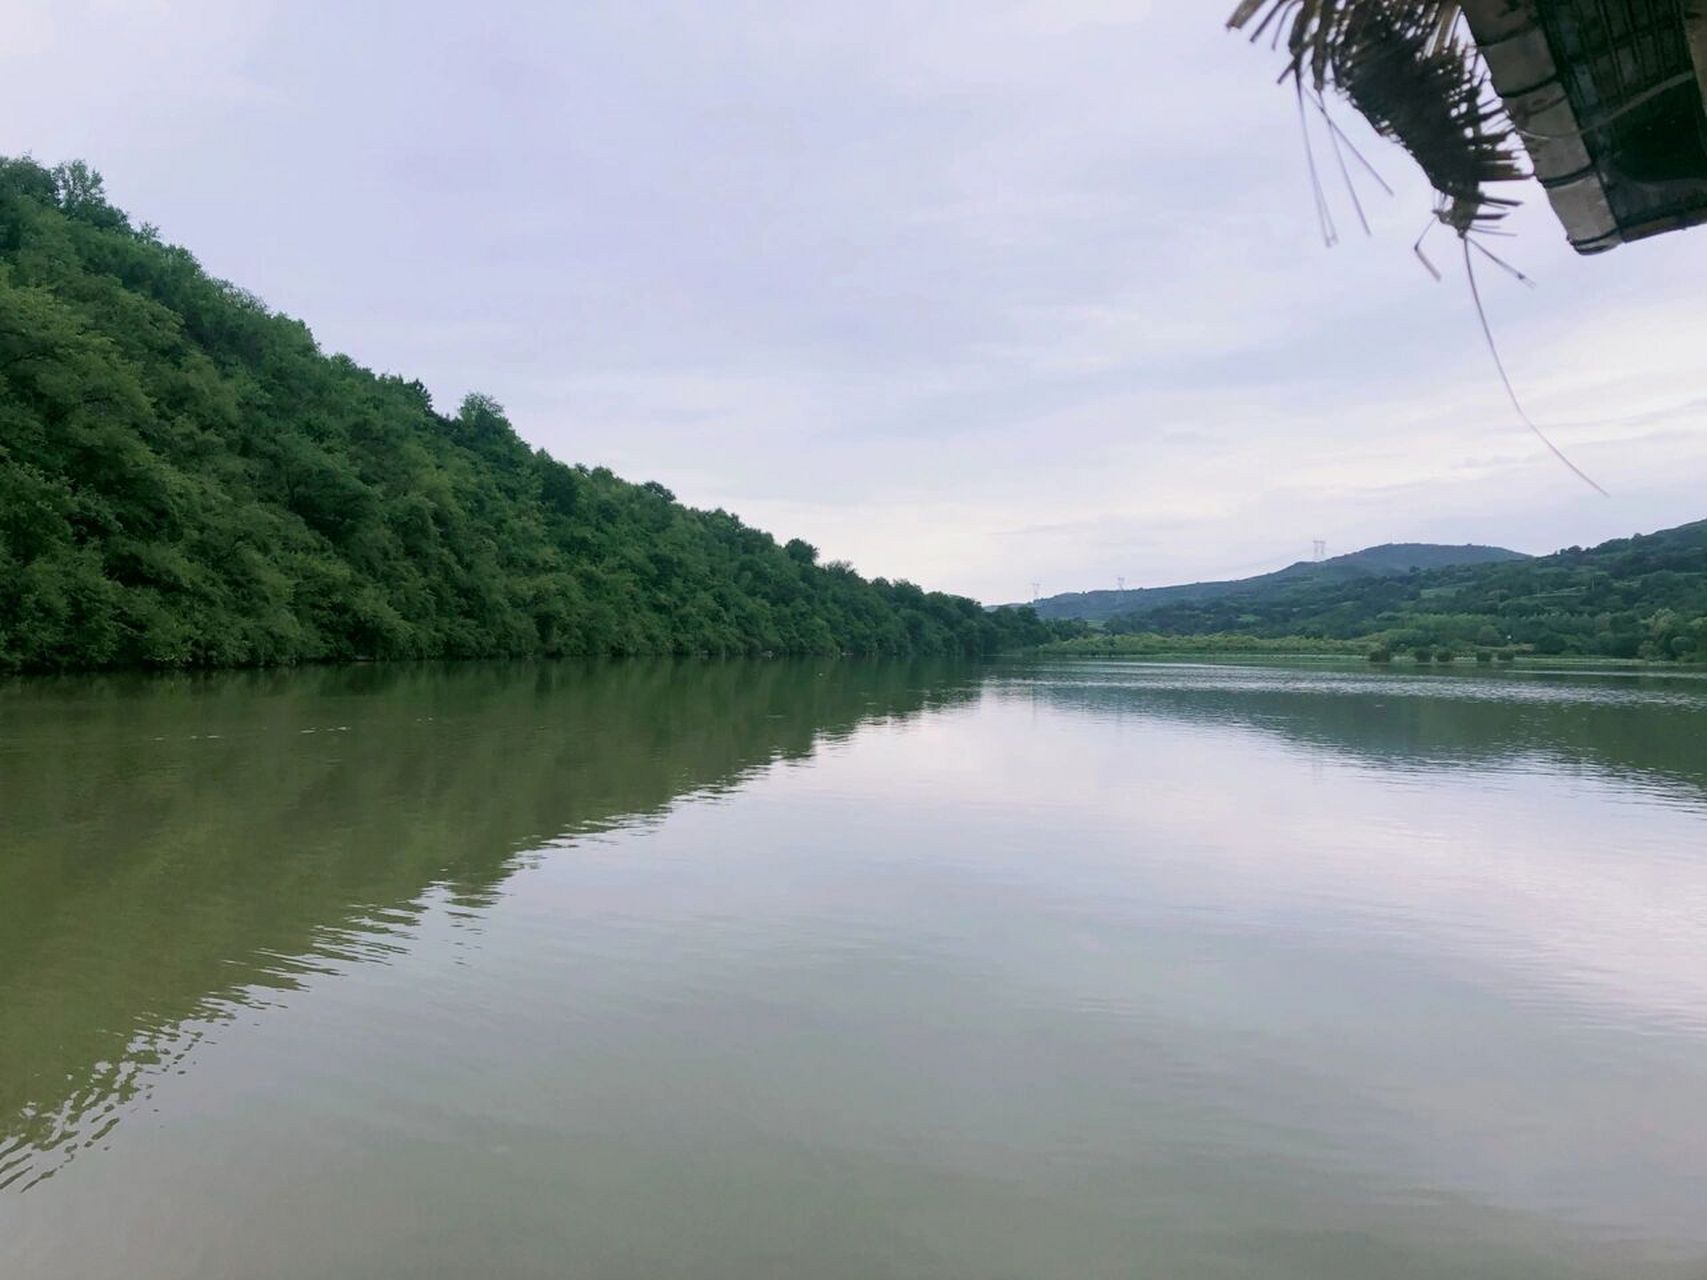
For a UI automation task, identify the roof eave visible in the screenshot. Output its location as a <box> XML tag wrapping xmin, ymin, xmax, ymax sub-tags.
<box><xmin>1460</xmin><ymin>0</ymin><xmax>1623</xmax><ymax>253</ymax></box>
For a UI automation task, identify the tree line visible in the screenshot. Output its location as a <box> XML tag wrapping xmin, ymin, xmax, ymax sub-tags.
<box><xmin>0</xmin><ymin>158</ymin><xmax>1070</xmax><ymax>672</ymax></box>
<box><xmin>1099</xmin><ymin>521</ymin><xmax>1707</xmax><ymax>662</ymax></box>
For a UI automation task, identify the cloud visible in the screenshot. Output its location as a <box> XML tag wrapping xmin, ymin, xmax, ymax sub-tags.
<box><xmin>4</xmin><ymin>0</ymin><xmax>1705</xmax><ymax>601</ymax></box>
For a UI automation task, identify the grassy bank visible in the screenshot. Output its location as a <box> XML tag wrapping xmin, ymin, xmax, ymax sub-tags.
<box><xmin>1036</xmin><ymin>632</ymin><xmax>1707</xmax><ymax>672</ymax></box>
<box><xmin>1040</xmin><ymin>633</ymin><xmax>1367</xmax><ymax>658</ymax></box>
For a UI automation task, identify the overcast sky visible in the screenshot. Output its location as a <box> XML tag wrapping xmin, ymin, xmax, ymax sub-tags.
<box><xmin>6</xmin><ymin>1</ymin><xmax>1706</xmax><ymax>602</ymax></box>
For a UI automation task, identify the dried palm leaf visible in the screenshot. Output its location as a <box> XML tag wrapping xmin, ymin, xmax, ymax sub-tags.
<box><xmin>1230</xmin><ymin>3</ymin><xmax>1605</xmax><ymax>496</ymax></box>
<box><xmin>1228</xmin><ymin>0</ymin><xmax>1525</xmax><ymax>234</ymax></box>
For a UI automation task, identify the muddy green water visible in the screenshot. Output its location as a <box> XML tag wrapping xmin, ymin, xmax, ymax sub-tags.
<box><xmin>3</xmin><ymin>658</ymin><xmax>1705</xmax><ymax>1279</ymax></box>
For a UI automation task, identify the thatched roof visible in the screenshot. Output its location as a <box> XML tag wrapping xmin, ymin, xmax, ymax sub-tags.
<box><xmin>1465</xmin><ymin>0</ymin><xmax>1707</xmax><ymax>252</ymax></box>
<box><xmin>1232</xmin><ymin>1</ymin><xmax>1707</xmax><ymax>252</ymax></box>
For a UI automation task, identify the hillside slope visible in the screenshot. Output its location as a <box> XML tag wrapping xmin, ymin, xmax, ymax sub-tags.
<box><xmin>1111</xmin><ymin>522</ymin><xmax>1707</xmax><ymax>659</ymax></box>
<box><xmin>0</xmin><ymin>158</ymin><xmax>1057</xmax><ymax>671</ymax></box>
<box><xmin>1024</xmin><ymin>543</ymin><xmax>1528</xmax><ymax>624</ymax></box>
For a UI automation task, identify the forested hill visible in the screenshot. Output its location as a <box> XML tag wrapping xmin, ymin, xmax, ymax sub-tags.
<box><xmin>1107</xmin><ymin>520</ymin><xmax>1707</xmax><ymax>660</ymax></box>
<box><xmin>0</xmin><ymin>158</ymin><xmax>1059</xmax><ymax>672</ymax></box>
<box><xmin>1023</xmin><ymin>543</ymin><xmax>1527</xmax><ymax>623</ymax></box>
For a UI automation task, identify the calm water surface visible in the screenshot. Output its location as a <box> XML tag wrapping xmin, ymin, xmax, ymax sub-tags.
<box><xmin>3</xmin><ymin>658</ymin><xmax>1706</xmax><ymax>1278</ymax></box>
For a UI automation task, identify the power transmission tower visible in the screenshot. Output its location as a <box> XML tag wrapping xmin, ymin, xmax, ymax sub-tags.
<box><xmin>1312</xmin><ymin>540</ymin><xmax>1327</xmax><ymax>562</ymax></box>
<box><xmin>1031</xmin><ymin>581</ymin><xmax>1042</xmax><ymax>603</ymax></box>
<box><xmin>1117</xmin><ymin>576</ymin><xmax>1126</xmax><ymax>595</ymax></box>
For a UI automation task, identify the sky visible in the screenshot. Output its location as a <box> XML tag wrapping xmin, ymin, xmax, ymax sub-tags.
<box><xmin>5</xmin><ymin>1</ymin><xmax>1707</xmax><ymax>603</ymax></box>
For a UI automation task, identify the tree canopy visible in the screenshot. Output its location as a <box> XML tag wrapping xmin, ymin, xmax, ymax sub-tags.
<box><xmin>0</xmin><ymin>157</ymin><xmax>1063</xmax><ymax>672</ymax></box>
<box><xmin>1101</xmin><ymin>520</ymin><xmax>1707</xmax><ymax>661</ymax></box>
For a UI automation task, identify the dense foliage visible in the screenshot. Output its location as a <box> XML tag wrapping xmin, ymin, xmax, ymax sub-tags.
<box><xmin>1106</xmin><ymin>521</ymin><xmax>1707</xmax><ymax>661</ymax></box>
<box><xmin>0</xmin><ymin>158</ymin><xmax>1064</xmax><ymax>672</ymax></box>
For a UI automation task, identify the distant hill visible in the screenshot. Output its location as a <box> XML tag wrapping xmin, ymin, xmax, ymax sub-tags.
<box><xmin>1106</xmin><ymin>520</ymin><xmax>1707</xmax><ymax>660</ymax></box>
<box><xmin>1020</xmin><ymin>543</ymin><xmax>1530</xmax><ymax>623</ymax></box>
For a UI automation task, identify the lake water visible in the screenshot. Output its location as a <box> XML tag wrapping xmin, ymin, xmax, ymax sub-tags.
<box><xmin>3</xmin><ymin>658</ymin><xmax>1706</xmax><ymax>1279</ymax></box>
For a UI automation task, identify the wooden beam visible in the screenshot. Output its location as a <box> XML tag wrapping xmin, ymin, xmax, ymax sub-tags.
<box><xmin>1460</xmin><ymin>0</ymin><xmax>1623</xmax><ymax>252</ymax></box>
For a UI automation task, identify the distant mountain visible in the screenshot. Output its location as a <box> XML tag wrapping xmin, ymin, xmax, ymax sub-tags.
<box><xmin>1108</xmin><ymin>520</ymin><xmax>1707</xmax><ymax>660</ymax></box>
<box><xmin>1019</xmin><ymin>543</ymin><xmax>1530</xmax><ymax>623</ymax></box>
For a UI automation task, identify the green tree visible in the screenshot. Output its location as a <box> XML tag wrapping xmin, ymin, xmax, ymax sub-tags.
<box><xmin>0</xmin><ymin>156</ymin><xmax>1074</xmax><ymax>673</ymax></box>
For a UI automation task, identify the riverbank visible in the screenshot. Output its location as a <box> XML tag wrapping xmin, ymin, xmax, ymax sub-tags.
<box><xmin>1037</xmin><ymin>632</ymin><xmax>1704</xmax><ymax>668</ymax></box>
<box><xmin>1040</xmin><ymin>634</ymin><xmax>1368</xmax><ymax>659</ymax></box>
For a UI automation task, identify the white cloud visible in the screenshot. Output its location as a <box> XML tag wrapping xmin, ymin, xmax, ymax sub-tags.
<box><xmin>3</xmin><ymin>0</ymin><xmax>1704</xmax><ymax>602</ymax></box>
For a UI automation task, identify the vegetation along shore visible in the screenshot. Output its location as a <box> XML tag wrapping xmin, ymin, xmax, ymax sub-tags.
<box><xmin>0</xmin><ymin>158</ymin><xmax>1073</xmax><ymax>673</ymax></box>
